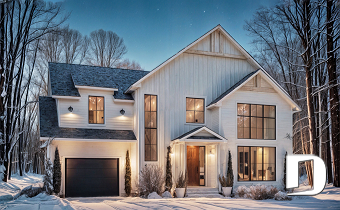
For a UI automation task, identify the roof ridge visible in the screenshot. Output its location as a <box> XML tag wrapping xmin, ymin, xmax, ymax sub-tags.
<box><xmin>48</xmin><ymin>62</ymin><xmax>150</xmax><ymax>72</ymax></box>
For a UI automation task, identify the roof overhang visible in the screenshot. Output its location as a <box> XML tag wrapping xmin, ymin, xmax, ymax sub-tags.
<box><xmin>172</xmin><ymin>126</ymin><xmax>227</xmax><ymax>142</ymax></box>
<box><xmin>52</xmin><ymin>95</ymin><xmax>81</xmax><ymax>100</ymax></box>
<box><xmin>75</xmin><ymin>85</ymin><xmax>118</xmax><ymax>92</ymax></box>
<box><xmin>125</xmin><ymin>24</ymin><xmax>264</xmax><ymax>94</ymax></box>
<box><xmin>113</xmin><ymin>97</ymin><xmax>135</xmax><ymax>103</ymax></box>
<box><xmin>40</xmin><ymin>137</ymin><xmax>136</xmax><ymax>142</ymax></box>
<box><xmin>207</xmin><ymin>70</ymin><xmax>302</xmax><ymax>112</ymax></box>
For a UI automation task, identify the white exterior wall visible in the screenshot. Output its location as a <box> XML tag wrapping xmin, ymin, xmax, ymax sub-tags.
<box><xmin>137</xmin><ymin>54</ymin><xmax>256</xmax><ymax>168</ymax></box>
<box><xmin>219</xmin><ymin>89</ymin><xmax>293</xmax><ymax>189</ymax></box>
<box><xmin>57</xmin><ymin>89</ymin><xmax>134</xmax><ymax>130</ymax></box>
<box><xmin>48</xmin><ymin>141</ymin><xmax>137</xmax><ymax>196</ymax></box>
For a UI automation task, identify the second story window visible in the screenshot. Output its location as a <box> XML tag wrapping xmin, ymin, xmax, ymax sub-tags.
<box><xmin>89</xmin><ymin>96</ymin><xmax>104</xmax><ymax>124</ymax></box>
<box><xmin>237</xmin><ymin>103</ymin><xmax>275</xmax><ymax>139</ymax></box>
<box><xmin>186</xmin><ymin>98</ymin><xmax>205</xmax><ymax>124</ymax></box>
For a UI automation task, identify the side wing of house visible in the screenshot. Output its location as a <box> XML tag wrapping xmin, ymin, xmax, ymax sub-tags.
<box><xmin>207</xmin><ymin>70</ymin><xmax>300</xmax><ymax>189</ymax></box>
<box><xmin>39</xmin><ymin>63</ymin><xmax>149</xmax><ymax>197</ymax></box>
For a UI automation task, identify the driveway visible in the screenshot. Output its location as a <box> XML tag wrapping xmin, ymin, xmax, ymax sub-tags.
<box><xmin>67</xmin><ymin>196</ymin><xmax>340</xmax><ymax>210</ymax></box>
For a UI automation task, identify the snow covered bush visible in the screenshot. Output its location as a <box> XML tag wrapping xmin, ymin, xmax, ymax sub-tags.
<box><xmin>43</xmin><ymin>158</ymin><xmax>53</xmax><ymax>195</ymax></box>
<box><xmin>138</xmin><ymin>164</ymin><xmax>164</xmax><ymax>198</ymax></box>
<box><xmin>236</xmin><ymin>185</ymin><xmax>279</xmax><ymax>200</ymax></box>
<box><xmin>53</xmin><ymin>147</ymin><xmax>61</xmax><ymax>194</ymax></box>
<box><xmin>162</xmin><ymin>191</ymin><xmax>172</xmax><ymax>198</ymax></box>
<box><xmin>249</xmin><ymin>185</ymin><xmax>278</xmax><ymax>200</ymax></box>
<box><xmin>148</xmin><ymin>192</ymin><xmax>162</xmax><ymax>199</ymax></box>
<box><xmin>274</xmin><ymin>191</ymin><xmax>292</xmax><ymax>201</ymax></box>
<box><xmin>236</xmin><ymin>186</ymin><xmax>250</xmax><ymax>198</ymax></box>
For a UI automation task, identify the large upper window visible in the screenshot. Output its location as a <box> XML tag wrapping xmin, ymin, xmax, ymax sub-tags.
<box><xmin>145</xmin><ymin>95</ymin><xmax>157</xmax><ymax>161</ymax></box>
<box><xmin>89</xmin><ymin>96</ymin><xmax>104</xmax><ymax>124</ymax></box>
<box><xmin>237</xmin><ymin>104</ymin><xmax>276</xmax><ymax>140</ymax></box>
<box><xmin>186</xmin><ymin>98</ymin><xmax>204</xmax><ymax>124</ymax></box>
<box><xmin>238</xmin><ymin>146</ymin><xmax>276</xmax><ymax>181</ymax></box>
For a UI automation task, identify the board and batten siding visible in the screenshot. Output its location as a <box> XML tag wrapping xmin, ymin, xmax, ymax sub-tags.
<box><xmin>58</xmin><ymin>89</ymin><xmax>134</xmax><ymax>130</ymax></box>
<box><xmin>219</xmin><ymin>89</ymin><xmax>293</xmax><ymax>188</ymax></box>
<box><xmin>137</xmin><ymin>34</ymin><xmax>257</xmax><ymax>166</ymax></box>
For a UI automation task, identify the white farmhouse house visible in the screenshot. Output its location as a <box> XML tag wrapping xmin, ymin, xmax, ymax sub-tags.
<box><xmin>39</xmin><ymin>25</ymin><xmax>301</xmax><ymax>197</ymax></box>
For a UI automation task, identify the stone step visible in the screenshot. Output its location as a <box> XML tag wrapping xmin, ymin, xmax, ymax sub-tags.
<box><xmin>186</xmin><ymin>187</ymin><xmax>222</xmax><ymax>198</ymax></box>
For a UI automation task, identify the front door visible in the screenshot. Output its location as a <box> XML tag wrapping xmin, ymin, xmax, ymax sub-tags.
<box><xmin>187</xmin><ymin>146</ymin><xmax>200</xmax><ymax>186</ymax></box>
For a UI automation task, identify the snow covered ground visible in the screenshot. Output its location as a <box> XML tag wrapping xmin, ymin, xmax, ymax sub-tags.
<box><xmin>1</xmin><ymin>184</ymin><xmax>339</xmax><ymax>210</ymax></box>
<box><xmin>0</xmin><ymin>173</ymin><xmax>43</xmax><ymax>202</ymax></box>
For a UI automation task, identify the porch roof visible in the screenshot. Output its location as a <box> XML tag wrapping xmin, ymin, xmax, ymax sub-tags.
<box><xmin>172</xmin><ymin>126</ymin><xmax>226</xmax><ymax>141</ymax></box>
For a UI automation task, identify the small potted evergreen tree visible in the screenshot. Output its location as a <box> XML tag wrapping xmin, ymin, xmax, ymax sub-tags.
<box><xmin>220</xmin><ymin>150</ymin><xmax>234</xmax><ymax>197</ymax></box>
<box><xmin>175</xmin><ymin>171</ymin><xmax>187</xmax><ymax>198</ymax></box>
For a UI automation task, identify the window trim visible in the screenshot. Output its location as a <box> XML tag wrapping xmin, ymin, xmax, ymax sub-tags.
<box><xmin>185</xmin><ymin>97</ymin><xmax>206</xmax><ymax>124</ymax></box>
<box><xmin>236</xmin><ymin>103</ymin><xmax>276</xmax><ymax>140</ymax></box>
<box><xmin>237</xmin><ymin>146</ymin><xmax>276</xmax><ymax>182</ymax></box>
<box><xmin>144</xmin><ymin>94</ymin><xmax>158</xmax><ymax>162</ymax></box>
<box><xmin>88</xmin><ymin>96</ymin><xmax>105</xmax><ymax>125</ymax></box>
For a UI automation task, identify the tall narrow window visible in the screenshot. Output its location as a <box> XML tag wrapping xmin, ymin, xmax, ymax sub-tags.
<box><xmin>237</xmin><ymin>103</ymin><xmax>275</xmax><ymax>139</ymax></box>
<box><xmin>145</xmin><ymin>95</ymin><xmax>157</xmax><ymax>161</ymax></box>
<box><xmin>238</xmin><ymin>146</ymin><xmax>276</xmax><ymax>181</ymax></box>
<box><xmin>89</xmin><ymin>96</ymin><xmax>104</xmax><ymax>124</ymax></box>
<box><xmin>186</xmin><ymin>98</ymin><xmax>205</xmax><ymax>123</ymax></box>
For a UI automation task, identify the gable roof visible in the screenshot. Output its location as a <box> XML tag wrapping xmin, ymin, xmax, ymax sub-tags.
<box><xmin>172</xmin><ymin>126</ymin><xmax>226</xmax><ymax>141</ymax></box>
<box><xmin>125</xmin><ymin>24</ymin><xmax>264</xmax><ymax>93</ymax></box>
<box><xmin>49</xmin><ymin>63</ymin><xmax>149</xmax><ymax>100</ymax></box>
<box><xmin>207</xmin><ymin>69</ymin><xmax>302</xmax><ymax>111</ymax></box>
<box><xmin>39</xmin><ymin>96</ymin><xmax>136</xmax><ymax>140</ymax></box>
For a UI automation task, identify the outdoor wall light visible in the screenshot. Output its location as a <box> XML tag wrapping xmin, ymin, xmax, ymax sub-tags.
<box><xmin>120</xmin><ymin>109</ymin><xmax>125</xmax><ymax>115</ymax></box>
<box><xmin>68</xmin><ymin>106</ymin><xmax>73</xmax><ymax>112</ymax></box>
<box><xmin>209</xmin><ymin>148</ymin><xmax>216</xmax><ymax>155</ymax></box>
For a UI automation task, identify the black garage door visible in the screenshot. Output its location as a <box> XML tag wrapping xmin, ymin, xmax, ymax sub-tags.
<box><xmin>65</xmin><ymin>158</ymin><xmax>119</xmax><ymax>197</ymax></box>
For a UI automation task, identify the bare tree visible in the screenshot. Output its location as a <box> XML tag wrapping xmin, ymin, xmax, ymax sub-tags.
<box><xmin>115</xmin><ymin>58</ymin><xmax>143</xmax><ymax>70</ymax></box>
<box><xmin>61</xmin><ymin>26</ymin><xmax>84</xmax><ymax>64</ymax></box>
<box><xmin>87</xmin><ymin>29</ymin><xmax>127</xmax><ymax>67</ymax></box>
<box><xmin>0</xmin><ymin>0</ymin><xmax>65</xmax><ymax>182</ymax></box>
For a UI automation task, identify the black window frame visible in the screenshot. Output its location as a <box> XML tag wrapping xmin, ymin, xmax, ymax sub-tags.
<box><xmin>144</xmin><ymin>94</ymin><xmax>158</xmax><ymax>161</ymax></box>
<box><xmin>88</xmin><ymin>96</ymin><xmax>105</xmax><ymax>124</ymax></box>
<box><xmin>237</xmin><ymin>146</ymin><xmax>276</xmax><ymax>182</ymax></box>
<box><xmin>186</xmin><ymin>97</ymin><xmax>205</xmax><ymax>124</ymax></box>
<box><xmin>237</xmin><ymin>103</ymin><xmax>276</xmax><ymax>140</ymax></box>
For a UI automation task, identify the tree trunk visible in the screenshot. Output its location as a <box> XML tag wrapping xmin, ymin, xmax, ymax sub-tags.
<box><xmin>326</xmin><ymin>0</ymin><xmax>340</xmax><ymax>187</ymax></box>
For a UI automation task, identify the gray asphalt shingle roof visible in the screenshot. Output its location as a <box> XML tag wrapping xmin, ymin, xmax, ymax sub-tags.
<box><xmin>39</xmin><ymin>96</ymin><xmax>136</xmax><ymax>140</ymax></box>
<box><xmin>207</xmin><ymin>69</ymin><xmax>260</xmax><ymax>107</ymax></box>
<box><xmin>172</xmin><ymin>126</ymin><xmax>222</xmax><ymax>141</ymax></box>
<box><xmin>49</xmin><ymin>62</ymin><xmax>149</xmax><ymax>100</ymax></box>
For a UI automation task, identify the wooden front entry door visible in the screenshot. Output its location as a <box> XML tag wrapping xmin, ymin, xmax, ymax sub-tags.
<box><xmin>187</xmin><ymin>146</ymin><xmax>200</xmax><ymax>186</ymax></box>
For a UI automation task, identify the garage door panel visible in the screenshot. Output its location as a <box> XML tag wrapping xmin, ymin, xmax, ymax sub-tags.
<box><xmin>65</xmin><ymin>158</ymin><xmax>119</xmax><ymax>197</ymax></box>
<box><xmin>66</xmin><ymin>159</ymin><xmax>118</xmax><ymax>169</ymax></box>
<box><xmin>66</xmin><ymin>168</ymin><xmax>118</xmax><ymax>178</ymax></box>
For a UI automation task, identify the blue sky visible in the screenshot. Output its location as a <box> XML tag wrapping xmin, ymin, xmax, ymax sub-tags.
<box><xmin>51</xmin><ymin>0</ymin><xmax>278</xmax><ymax>71</ymax></box>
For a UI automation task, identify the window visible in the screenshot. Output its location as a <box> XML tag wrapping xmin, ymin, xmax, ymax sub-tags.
<box><xmin>237</xmin><ymin>104</ymin><xmax>275</xmax><ymax>139</ymax></box>
<box><xmin>88</xmin><ymin>96</ymin><xmax>104</xmax><ymax>124</ymax></box>
<box><xmin>186</xmin><ymin>98</ymin><xmax>204</xmax><ymax>123</ymax></box>
<box><xmin>145</xmin><ymin>95</ymin><xmax>157</xmax><ymax>161</ymax></box>
<box><xmin>238</xmin><ymin>146</ymin><xmax>276</xmax><ymax>181</ymax></box>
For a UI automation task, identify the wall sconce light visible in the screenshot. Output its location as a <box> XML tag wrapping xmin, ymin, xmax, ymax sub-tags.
<box><xmin>120</xmin><ymin>109</ymin><xmax>125</xmax><ymax>115</ymax></box>
<box><xmin>209</xmin><ymin>148</ymin><xmax>216</xmax><ymax>155</ymax></box>
<box><xmin>68</xmin><ymin>106</ymin><xmax>73</xmax><ymax>112</ymax></box>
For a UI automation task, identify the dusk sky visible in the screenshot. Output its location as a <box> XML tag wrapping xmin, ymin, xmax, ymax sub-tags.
<box><xmin>52</xmin><ymin>0</ymin><xmax>279</xmax><ymax>71</ymax></box>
